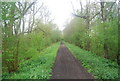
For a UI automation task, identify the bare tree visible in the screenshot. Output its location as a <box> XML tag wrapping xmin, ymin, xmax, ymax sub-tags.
<box><xmin>28</xmin><ymin>2</ymin><xmax>44</xmax><ymax>33</ymax></box>
<box><xmin>71</xmin><ymin>0</ymin><xmax>117</xmax><ymax>53</ymax></box>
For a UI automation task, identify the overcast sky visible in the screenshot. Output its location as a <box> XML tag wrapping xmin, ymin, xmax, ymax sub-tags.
<box><xmin>40</xmin><ymin>0</ymin><xmax>81</xmax><ymax>31</ymax></box>
<box><xmin>40</xmin><ymin>0</ymin><xmax>117</xmax><ymax>31</ymax></box>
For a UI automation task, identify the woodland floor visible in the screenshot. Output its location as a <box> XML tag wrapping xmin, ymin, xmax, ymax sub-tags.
<box><xmin>51</xmin><ymin>43</ymin><xmax>94</xmax><ymax>79</ymax></box>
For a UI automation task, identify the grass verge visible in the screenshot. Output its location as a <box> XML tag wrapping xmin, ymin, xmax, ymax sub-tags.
<box><xmin>65</xmin><ymin>42</ymin><xmax>119</xmax><ymax>79</ymax></box>
<box><xmin>2</xmin><ymin>42</ymin><xmax>60</xmax><ymax>79</ymax></box>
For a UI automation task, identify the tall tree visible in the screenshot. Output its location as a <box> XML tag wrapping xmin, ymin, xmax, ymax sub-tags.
<box><xmin>2</xmin><ymin>1</ymin><xmax>36</xmax><ymax>72</ymax></box>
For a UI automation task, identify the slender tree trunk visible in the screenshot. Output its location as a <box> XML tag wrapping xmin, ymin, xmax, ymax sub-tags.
<box><xmin>100</xmin><ymin>1</ymin><xmax>109</xmax><ymax>58</ymax></box>
<box><xmin>22</xmin><ymin>17</ymin><xmax>25</xmax><ymax>33</ymax></box>
<box><xmin>85</xmin><ymin>4</ymin><xmax>90</xmax><ymax>51</ymax></box>
<box><xmin>104</xmin><ymin>43</ymin><xmax>108</xmax><ymax>58</ymax></box>
<box><xmin>14</xmin><ymin>38</ymin><xmax>19</xmax><ymax>71</ymax></box>
<box><xmin>30</xmin><ymin>5</ymin><xmax>35</xmax><ymax>32</ymax></box>
<box><xmin>117</xmin><ymin>1</ymin><xmax>120</xmax><ymax>65</ymax></box>
<box><xmin>28</xmin><ymin>15</ymin><xmax>32</xmax><ymax>33</ymax></box>
<box><xmin>18</xmin><ymin>18</ymin><xmax>22</xmax><ymax>34</ymax></box>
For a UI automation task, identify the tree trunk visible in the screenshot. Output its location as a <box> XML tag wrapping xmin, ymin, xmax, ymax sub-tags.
<box><xmin>117</xmin><ymin>1</ymin><xmax>120</xmax><ymax>65</ymax></box>
<box><xmin>100</xmin><ymin>1</ymin><xmax>109</xmax><ymax>59</ymax></box>
<box><xmin>104</xmin><ymin>43</ymin><xmax>108</xmax><ymax>58</ymax></box>
<box><xmin>22</xmin><ymin>18</ymin><xmax>25</xmax><ymax>33</ymax></box>
<box><xmin>14</xmin><ymin>39</ymin><xmax>19</xmax><ymax>71</ymax></box>
<box><xmin>85</xmin><ymin>2</ymin><xmax>91</xmax><ymax>51</ymax></box>
<box><xmin>86</xmin><ymin>40</ymin><xmax>90</xmax><ymax>51</ymax></box>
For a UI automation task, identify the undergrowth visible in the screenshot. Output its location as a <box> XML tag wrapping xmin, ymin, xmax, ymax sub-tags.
<box><xmin>2</xmin><ymin>42</ymin><xmax>60</xmax><ymax>79</ymax></box>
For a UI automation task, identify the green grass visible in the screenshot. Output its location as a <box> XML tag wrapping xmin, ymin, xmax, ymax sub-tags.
<box><xmin>65</xmin><ymin>42</ymin><xmax>119</xmax><ymax>79</ymax></box>
<box><xmin>3</xmin><ymin>42</ymin><xmax>60</xmax><ymax>79</ymax></box>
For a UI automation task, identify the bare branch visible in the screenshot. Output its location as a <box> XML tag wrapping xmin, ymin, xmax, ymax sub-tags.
<box><xmin>107</xmin><ymin>0</ymin><xmax>117</xmax><ymax>15</ymax></box>
<box><xmin>72</xmin><ymin>13</ymin><xmax>87</xmax><ymax>19</ymax></box>
<box><xmin>34</xmin><ymin>3</ymin><xmax>43</xmax><ymax>15</ymax></box>
<box><xmin>79</xmin><ymin>1</ymin><xmax>83</xmax><ymax>14</ymax></box>
<box><xmin>33</xmin><ymin>27</ymin><xmax>47</xmax><ymax>35</ymax></box>
<box><xmin>15</xmin><ymin>1</ymin><xmax>36</xmax><ymax>20</ymax></box>
<box><xmin>90</xmin><ymin>12</ymin><xmax>100</xmax><ymax>21</ymax></box>
<box><xmin>71</xmin><ymin>1</ymin><xmax>76</xmax><ymax>14</ymax></box>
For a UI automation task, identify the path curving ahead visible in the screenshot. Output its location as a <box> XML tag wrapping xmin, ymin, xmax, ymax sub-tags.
<box><xmin>51</xmin><ymin>43</ymin><xmax>94</xmax><ymax>79</ymax></box>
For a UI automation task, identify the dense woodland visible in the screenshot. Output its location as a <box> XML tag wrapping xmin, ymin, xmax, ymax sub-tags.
<box><xmin>1</xmin><ymin>0</ymin><xmax>120</xmax><ymax>79</ymax></box>
<box><xmin>64</xmin><ymin>0</ymin><xmax>119</xmax><ymax>64</ymax></box>
<box><xmin>2</xmin><ymin>1</ymin><xmax>61</xmax><ymax>73</ymax></box>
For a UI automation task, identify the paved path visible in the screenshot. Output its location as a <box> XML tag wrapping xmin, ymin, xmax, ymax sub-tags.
<box><xmin>51</xmin><ymin>43</ymin><xmax>94</xmax><ymax>79</ymax></box>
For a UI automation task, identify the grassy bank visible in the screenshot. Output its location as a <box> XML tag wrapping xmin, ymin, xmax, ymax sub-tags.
<box><xmin>65</xmin><ymin>42</ymin><xmax>119</xmax><ymax>79</ymax></box>
<box><xmin>3</xmin><ymin>42</ymin><xmax>60</xmax><ymax>79</ymax></box>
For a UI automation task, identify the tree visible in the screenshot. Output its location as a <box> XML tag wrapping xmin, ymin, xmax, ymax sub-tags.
<box><xmin>2</xmin><ymin>1</ymin><xmax>36</xmax><ymax>72</ymax></box>
<box><xmin>64</xmin><ymin>0</ymin><xmax>118</xmax><ymax>63</ymax></box>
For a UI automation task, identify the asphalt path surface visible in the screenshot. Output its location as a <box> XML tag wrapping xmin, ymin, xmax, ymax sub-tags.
<box><xmin>51</xmin><ymin>43</ymin><xmax>94</xmax><ymax>79</ymax></box>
